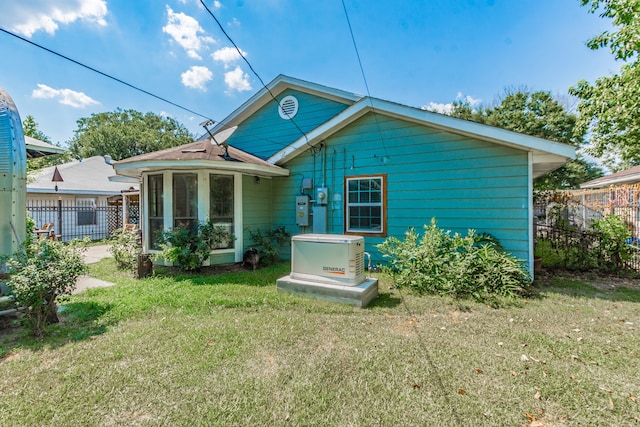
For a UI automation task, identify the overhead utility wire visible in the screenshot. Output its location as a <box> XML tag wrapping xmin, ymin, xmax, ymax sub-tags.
<box><xmin>0</xmin><ymin>27</ymin><xmax>212</xmax><ymax>121</ymax></box>
<box><xmin>0</xmin><ymin>26</ymin><xmax>294</xmax><ymax>151</ymax></box>
<box><xmin>340</xmin><ymin>0</ymin><xmax>389</xmax><ymax>158</ymax></box>
<box><xmin>341</xmin><ymin>3</ymin><xmax>459</xmax><ymax>420</ymax></box>
<box><xmin>198</xmin><ymin>0</ymin><xmax>313</xmax><ymax>148</ymax></box>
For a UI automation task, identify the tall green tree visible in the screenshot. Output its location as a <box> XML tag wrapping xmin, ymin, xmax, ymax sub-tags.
<box><xmin>448</xmin><ymin>90</ymin><xmax>604</xmax><ymax>189</ymax></box>
<box><xmin>68</xmin><ymin>109</ymin><xmax>194</xmax><ymax>161</ymax></box>
<box><xmin>22</xmin><ymin>115</ymin><xmax>70</xmax><ymax>172</ymax></box>
<box><xmin>569</xmin><ymin>0</ymin><xmax>640</xmax><ymax>171</ymax></box>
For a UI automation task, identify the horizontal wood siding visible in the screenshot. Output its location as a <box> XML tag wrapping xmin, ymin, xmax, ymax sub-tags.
<box><xmin>227</xmin><ymin>89</ymin><xmax>350</xmax><ymax>159</ymax></box>
<box><xmin>273</xmin><ymin>112</ymin><xmax>531</xmax><ymax>265</ymax></box>
<box><xmin>241</xmin><ymin>175</ymin><xmax>273</xmax><ymax>251</ymax></box>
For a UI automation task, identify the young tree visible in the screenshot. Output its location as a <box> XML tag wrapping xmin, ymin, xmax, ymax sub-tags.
<box><xmin>569</xmin><ymin>0</ymin><xmax>640</xmax><ymax>171</ymax></box>
<box><xmin>68</xmin><ymin>109</ymin><xmax>194</xmax><ymax>161</ymax></box>
<box><xmin>447</xmin><ymin>90</ymin><xmax>604</xmax><ymax>189</ymax></box>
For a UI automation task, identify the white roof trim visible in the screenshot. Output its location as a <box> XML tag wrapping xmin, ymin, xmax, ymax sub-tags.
<box><xmin>114</xmin><ymin>159</ymin><xmax>290</xmax><ymax>179</ymax></box>
<box><xmin>268</xmin><ymin>97</ymin><xmax>576</xmax><ymax>172</ymax></box>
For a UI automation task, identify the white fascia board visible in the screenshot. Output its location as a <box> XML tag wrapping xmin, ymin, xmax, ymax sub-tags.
<box><xmin>210</xmin><ymin>75</ymin><xmax>362</xmax><ymax>134</ymax></box>
<box><xmin>372</xmin><ymin>99</ymin><xmax>577</xmax><ymax>159</ymax></box>
<box><xmin>268</xmin><ymin>100</ymin><xmax>371</xmax><ymax>164</ymax></box>
<box><xmin>268</xmin><ymin>97</ymin><xmax>576</xmax><ymax>166</ymax></box>
<box><xmin>114</xmin><ymin>160</ymin><xmax>290</xmax><ymax>179</ymax></box>
<box><xmin>108</xmin><ymin>174</ymin><xmax>139</xmax><ymax>183</ymax></box>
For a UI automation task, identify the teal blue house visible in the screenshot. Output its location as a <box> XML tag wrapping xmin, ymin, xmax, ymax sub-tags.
<box><xmin>114</xmin><ymin>75</ymin><xmax>575</xmax><ymax>274</ymax></box>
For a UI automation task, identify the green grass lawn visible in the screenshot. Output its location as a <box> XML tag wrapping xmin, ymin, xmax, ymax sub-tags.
<box><xmin>1</xmin><ymin>260</ymin><xmax>639</xmax><ymax>426</ymax></box>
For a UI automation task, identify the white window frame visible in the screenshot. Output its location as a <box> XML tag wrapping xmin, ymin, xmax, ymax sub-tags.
<box><xmin>345</xmin><ymin>175</ymin><xmax>385</xmax><ymax>235</ymax></box>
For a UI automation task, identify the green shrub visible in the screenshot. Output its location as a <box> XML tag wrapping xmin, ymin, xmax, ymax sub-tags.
<box><xmin>245</xmin><ymin>226</ymin><xmax>291</xmax><ymax>266</ymax></box>
<box><xmin>376</xmin><ymin>219</ymin><xmax>530</xmax><ymax>304</ymax></box>
<box><xmin>109</xmin><ymin>229</ymin><xmax>140</xmax><ymax>271</ymax></box>
<box><xmin>6</xmin><ymin>238</ymin><xmax>88</xmax><ymax>337</ymax></box>
<box><xmin>156</xmin><ymin>220</ymin><xmax>235</xmax><ymax>271</ymax></box>
<box><xmin>591</xmin><ymin>214</ymin><xmax>634</xmax><ymax>269</ymax></box>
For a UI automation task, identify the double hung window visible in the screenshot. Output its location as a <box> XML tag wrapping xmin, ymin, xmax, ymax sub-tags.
<box><xmin>346</xmin><ymin>175</ymin><xmax>385</xmax><ymax>235</ymax></box>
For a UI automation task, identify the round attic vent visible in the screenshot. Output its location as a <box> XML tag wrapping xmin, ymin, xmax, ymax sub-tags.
<box><xmin>278</xmin><ymin>95</ymin><xmax>299</xmax><ymax>120</ymax></box>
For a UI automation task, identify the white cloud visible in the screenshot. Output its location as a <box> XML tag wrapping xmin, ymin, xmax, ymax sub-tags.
<box><xmin>181</xmin><ymin>66</ymin><xmax>213</xmax><ymax>91</ymax></box>
<box><xmin>214</xmin><ymin>1</ymin><xmax>223</xmax><ymax>8</ymax></box>
<box><xmin>224</xmin><ymin>67</ymin><xmax>252</xmax><ymax>92</ymax></box>
<box><xmin>2</xmin><ymin>0</ymin><xmax>108</xmax><ymax>37</ymax></box>
<box><xmin>212</xmin><ymin>47</ymin><xmax>246</xmax><ymax>68</ymax></box>
<box><xmin>163</xmin><ymin>6</ymin><xmax>215</xmax><ymax>60</ymax></box>
<box><xmin>421</xmin><ymin>92</ymin><xmax>481</xmax><ymax>114</ymax></box>
<box><xmin>32</xmin><ymin>84</ymin><xmax>100</xmax><ymax>108</ymax></box>
<box><xmin>422</xmin><ymin>102</ymin><xmax>454</xmax><ymax>114</ymax></box>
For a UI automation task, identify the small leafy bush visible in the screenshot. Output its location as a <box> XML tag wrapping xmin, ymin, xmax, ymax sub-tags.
<box><xmin>376</xmin><ymin>219</ymin><xmax>531</xmax><ymax>304</ymax></box>
<box><xmin>6</xmin><ymin>238</ymin><xmax>88</xmax><ymax>337</ymax></box>
<box><xmin>156</xmin><ymin>220</ymin><xmax>235</xmax><ymax>271</ymax></box>
<box><xmin>245</xmin><ymin>226</ymin><xmax>291</xmax><ymax>266</ymax></box>
<box><xmin>109</xmin><ymin>228</ymin><xmax>140</xmax><ymax>271</ymax></box>
<box><xmin>591</xmin><ymin>214</ymin><xmax>634</xmax><ymax>269</ymax></box>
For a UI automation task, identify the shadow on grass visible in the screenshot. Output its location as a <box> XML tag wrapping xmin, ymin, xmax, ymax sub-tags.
<box><xmin>369</xmin><ymin>292</ymin><xmax>403</xmax><ymax>308</ymax></box>
<box><xmin>152</xmin><ymin>263</ymin><xmax>291</xmax><ymax>288</ymax></box>
<box><xmin>534</xmin><ymin>270</ymin><xmax>640</xmax><ymax>304</ymax></box>
<box><xmin>0</xmin><ymin>301</ymin><xmax>114</xmax><ymax>359</ymax></box>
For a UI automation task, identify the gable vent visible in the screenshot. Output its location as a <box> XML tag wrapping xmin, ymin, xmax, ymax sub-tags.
<box><xmin>278</xmin><ymin>95</ymin><xmax>299</xmax><ymax>120</ymax></box>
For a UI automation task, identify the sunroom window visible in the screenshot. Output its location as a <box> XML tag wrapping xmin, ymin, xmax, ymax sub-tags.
<box><xmin>346</xmin><ymin>175</ymin><xmax>385</xmax><ymax>234</ymax></box>
<box><xmin>148</xmin><ymin>174</ymin><xmax>164</xmax><ymax>250</ymax></box>
<box><xmin>173</xmin><ymin>173</ymin><xmax>198</xmax><ymax>232</ymax></box>
<box><xmin>210</xmin><ymin>174</ymin><xmax>234</xmax><ymax>248</ymax></box>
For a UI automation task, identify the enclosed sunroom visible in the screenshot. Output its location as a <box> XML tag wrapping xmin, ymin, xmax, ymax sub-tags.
<box><xmin>114</xmin><ymin>137</ymin><xmax>289</xmax><ymax>265</ymax></box>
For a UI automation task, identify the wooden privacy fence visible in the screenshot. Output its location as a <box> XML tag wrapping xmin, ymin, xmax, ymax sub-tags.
<box><xmin>27</xmin><ymin>198</ymin><xmax>138</xmax><ymax>242</ymax></box>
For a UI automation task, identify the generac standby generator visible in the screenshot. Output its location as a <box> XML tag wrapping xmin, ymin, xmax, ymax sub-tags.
<box><xmin>290</xmin><ymin>234</ymin><xmax>365</xmax><ymax>286</ymax></box>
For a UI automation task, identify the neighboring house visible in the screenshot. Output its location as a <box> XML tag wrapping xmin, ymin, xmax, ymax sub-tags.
<box><xmin>114</xmin><ymin>75</ymin><xmax>575</xmax><ymax>273</ymax></box>
<box><xmin>578</xmin><ymin>166</ymin><xmax>640</xmax><ymax>235</ymax></box>
<box><xmin>580</xmin><ymin>165</ymin><xmax>640</xmax><ymax>189</ymax></box>
<box><xmin>28</xmin><ymin>155</ymin><xmax>138</xmax><ymax>241</ymax></box>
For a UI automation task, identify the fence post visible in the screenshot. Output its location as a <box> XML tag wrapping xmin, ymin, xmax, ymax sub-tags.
<box><xmin>57</xmin><ymin>197</ymin><xmax>63</xmax><ymax>239</ymax></box>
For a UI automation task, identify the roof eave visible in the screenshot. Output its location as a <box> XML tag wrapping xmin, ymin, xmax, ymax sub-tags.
<box><xmin>268</xmin><ymin>97</ymin><xmax>576</xmax><ymax>173</ymax></box>
<box><xmin>114</xmin><ymin>159</ymin><xmax>290</xmax><ymax>179</ymax></box>
<box><xmin>580</xmin><ymin>175</ymin><xmax>640</xmax><ymax>189</ymax></box>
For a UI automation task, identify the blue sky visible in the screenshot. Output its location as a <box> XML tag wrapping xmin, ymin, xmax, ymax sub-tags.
<box><xmin>0</xmin><ymin>0</ymin><xmax>620</xmax><ymax>147</ymax></box>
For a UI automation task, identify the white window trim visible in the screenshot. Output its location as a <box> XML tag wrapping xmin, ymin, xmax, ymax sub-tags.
<box><xmin>345</xmin><ymin>175</ymin><xmax>385</xmax><ymax>234</ymax></box>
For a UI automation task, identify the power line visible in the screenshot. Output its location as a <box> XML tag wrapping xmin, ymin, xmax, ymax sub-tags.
<box><xmin>198</xmin><ymin>0</ymin><xmax>312</xmax><ymax>147</ymax></box>
<box><xmin>340</xmin><ymin>0</ymin><xmax>389</xmax><ymax>158</ymax></box>
<box><xmin>0</xmin><ymin>26</ymin><xmax>213</xmax><ymax>121</ymax></box>
<box><xmin>0</xmin><ymin>26</ymin><xmax>305</xmax><ymax>152</ymax></box>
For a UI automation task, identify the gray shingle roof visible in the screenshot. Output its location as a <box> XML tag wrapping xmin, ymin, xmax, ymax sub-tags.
<box><xmin>28</xmin><ymin>156</ymin><xmax>138</xmax><ymax>195</ymax></box>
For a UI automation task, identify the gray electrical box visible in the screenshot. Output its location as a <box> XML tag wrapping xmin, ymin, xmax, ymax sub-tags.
<box><xmin>296</xmin><ymin>195</ymin><xmax>310</xmax><ymax>226</ymax></box>
<box><xmin>316</xmin><ymin>187</ymin><xmax>328</xmax><ymax>205</ymax></box>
